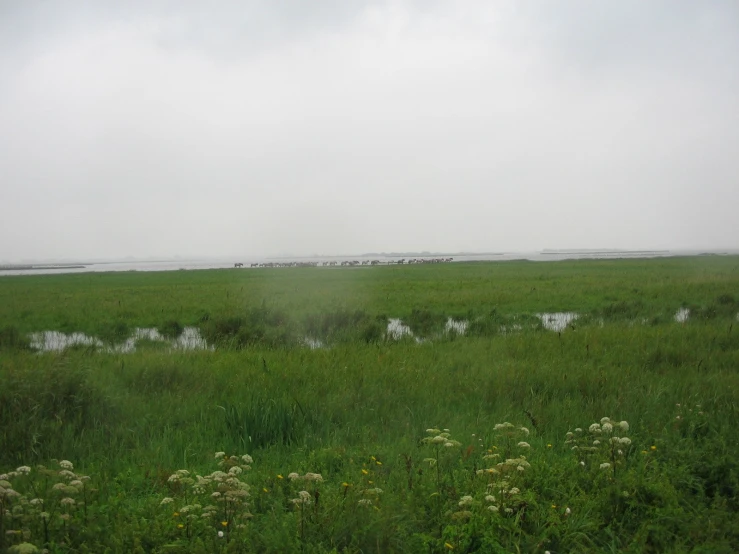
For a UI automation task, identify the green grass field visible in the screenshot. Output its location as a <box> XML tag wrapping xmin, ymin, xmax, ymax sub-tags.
<box><xmin>1</xmin><ymin>257</ymin><xmax>738</xmax><ymax>553</ymax></box>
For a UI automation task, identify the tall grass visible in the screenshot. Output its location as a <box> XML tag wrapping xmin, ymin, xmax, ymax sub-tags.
<box><xmin>0</xmin><ymin>258</ymin><xmax>738</xmax><ymax>551</ymax></box>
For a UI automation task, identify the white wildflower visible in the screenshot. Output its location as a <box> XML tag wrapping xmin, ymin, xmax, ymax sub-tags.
<box><xmin>602</xmin><ymin>422</ymin><xmax>613</xmax><ymax>433</ymax></box>
<box><xmin>600</xmin><ymin>463</ymin><xmax>611</xmax><ymax>470</ymax></box>
<box><xmin>16</xmin><ymin>466</ymin><xmax>31</xmax><ymax>475</ymax></box>
<box><xmin>517</xmin><ymin>441</ymin><xmax>530</xmax><ymax>449</ymax></box>
<box><xmin>519</xmin><ymin>427</ymin><xmax>530</xmax><ymax>436</ymax></box>
<box><xmin>485</xmin><ymin>495</ymin><xmax>496</xmax><ymax>502</ymax></box>
<box><xmin>215</xmin><ymin>452</ymin><xmax>226</xmax><ymax>459</ymax></box>
<box><xmin>59</xmin><ymin>460</ymin><xmax>74</xmax><ymax>470</ymax></box>
<box><xmin>458</xmin><ymin>495</ymin><xmax>474</xmax><ymax>507</ymax></box>
<box><xmin>488</xmin><ymin>505</ymin><xmax>499</xmax><ymax>512</ymax></box>
<box><xmin>574</xmin><ymin>428</ymin><xmax>583</xmax><ymax>433</ymax></box>
<box><xmin>160</xmin><ymin>497</ymin><xmax>174</xmax><ymax>505</ymax></box>
<box><xmin>218</xmin><ymin>531</ymin><xmax>224</xmax><ymax>538</ymax></box>
<box><xmin>287</xmin><ymin>473</ymin><xmax>300</xmax><ymax>480</ymax></box>
<box><xmin>619</xmin><ymin>421</ymin><xmax>629</xmax><ymax>432</ymax></box>
<box><xmin>228</xmin><ymin>466</ymin><xmax>242</xmax><ymax>475</ymax></box>
<box><xmin>358</xmin><ymin>499</ymin><xmax>373</xmax><ymax>506</ymax></box>
<box><xmin>241</xmin><ymin>454</ymin><xmax>253</xmax><ymax>464</ymax></box>
<box><xmin>588</xmin><ymin>423</ymin><xmax>600</xmax><ymax>433</ymax></box>
<box><xmin>60</xmin><ymin>497</ymin><xmax>75</xmax><ymax>506</ymax></box>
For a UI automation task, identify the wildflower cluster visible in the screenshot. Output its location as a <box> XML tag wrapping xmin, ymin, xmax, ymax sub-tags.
<box><xmin>285</xmin><ymin>470</ymin><xmax>325</xmax><ymax>541</ymax></box>
<box><xmin>673</xmin><ymin>402</ymin><xmax>707</xmax><ymax>433</ymax></box>
<box><xmin>463</xmin><ymin>423</ymin><xmax>531</xmax><ymax>516</ymax></box>
<box><xmin>0</xmin><ymin>460</ymin><xmax>94</xmax><ymax>550</ymax></box>
<box><xmin>484</xmin><ymin>480</ymin><xmax>523</xmax><ymax>515</ymax></box>
<box><xmin>476</xmin><ymin>423</ymin><xmax>531</xmax><ymax>478</ymax></box>
<box><xmin>357</xmin><ymin>486</ymin><xmax>383</xmax><ymax>508</ymax></box>
<box><xmin>286</xmin><ymin>472</ymin><xmax>323</xmax><ymax>509</ymax></box>
<box><xmin>160</xmin><ymin>452</ymin><xmax>253</xmax><ymax>540</ymax></box>
<box><xmin>422</xmin><ymin>428</ymin><xmax>462</xmax><ymax>453</ymax></box>
<box><xmin>566</xmin><ymin>417</ymin><xmax>631</xmax><ymax>475</ymax></box>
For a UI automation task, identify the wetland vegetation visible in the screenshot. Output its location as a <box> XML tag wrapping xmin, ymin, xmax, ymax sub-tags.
<box><xmin>1</xmin><ymin>256</ymin><xmax>738</xmax><ymax>552</ymax></box>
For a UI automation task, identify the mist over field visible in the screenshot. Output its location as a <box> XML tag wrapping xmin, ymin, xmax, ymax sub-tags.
<box><xmin>1</xmin><ymin>1</ymin><xmax>738</xmax><ymax>262</ymax></box>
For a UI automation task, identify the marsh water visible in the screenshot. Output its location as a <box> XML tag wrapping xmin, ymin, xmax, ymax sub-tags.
<box><xmin>0</xmin><ymin>250</ymin><xmax>695</xmax><ymax>276</ymax></box>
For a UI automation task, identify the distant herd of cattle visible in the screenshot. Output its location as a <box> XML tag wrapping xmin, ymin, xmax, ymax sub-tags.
<box><xmin>234</xmin><ymin>258</ymin><xmax>454</xmax><ymax>268</ymax></box>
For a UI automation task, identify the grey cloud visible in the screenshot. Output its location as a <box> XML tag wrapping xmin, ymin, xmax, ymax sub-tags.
<box><xmin>1</xmin><ymin>1</ymin><xmax>738</xmax><ymax>260</ymax></box>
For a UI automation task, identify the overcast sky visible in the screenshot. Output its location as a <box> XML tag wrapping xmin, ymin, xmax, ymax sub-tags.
<box><xmin>1</xmin><ymin>1</ymin><xmax>738</xmax><ymax>261</ymax></box>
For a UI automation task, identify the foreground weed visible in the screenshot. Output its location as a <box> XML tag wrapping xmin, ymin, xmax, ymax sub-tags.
<box><xmin>160</xmin><ymin>452</ymin><xmax>253</xmax><ymax>544</ymax></box>
<box><xmin>566</xmin><ymin>417</ymin><xmax>632</xmax><ymax>478</ymax></box>
<box><xmin>0</xmin><ymin>460</ymin><xmax>95</xmax><ymax>551</ymax></box>
<box><xmin>286</xmin><ymin>471</ymin><xmax>324</xmax><ymax>542</ymax></box>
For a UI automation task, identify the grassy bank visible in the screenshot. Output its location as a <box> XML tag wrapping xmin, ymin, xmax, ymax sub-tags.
<box><xmin>1</xmin><ymin>257</ymin><xmax>738</xmax><ymax>552</ymax></box>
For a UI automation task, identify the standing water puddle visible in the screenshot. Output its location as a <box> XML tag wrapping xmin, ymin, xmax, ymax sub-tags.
<box><xmin>29</xmin><ymin>331</ymin><xmax>104</xmax><ymax>352</ymax></box>
<box><xmin>171</xmin><ymin>327</ymin><xmax>211</xmax><ymax>350</ymax></box>
<box><xmin>302</xmin><ymin>337</ymin><xmax>324</xmax><ymax>350</ymax></box>
<box><xmin>445</xmin><ymin>318</ymin><xmax>468</xmax><ymax>335</ymax></box>
<box><xmin>387</xmin><ymin>319</ymin><xmax>414</xmax><ymax>340</ymax></box>
<box><xmin>674</xmin><ymin>308</ymin><xmax>690</xmax><ymax>323</ymax></box>
<box><xmin>536</xmin><ymin>312</ymin><xmax>578</xmax><ymax>332</ymax></box>
<box><xmin>29</xmin><ymin>327</ymin><xmax>210</xmax><ymax>353</ymax></box>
